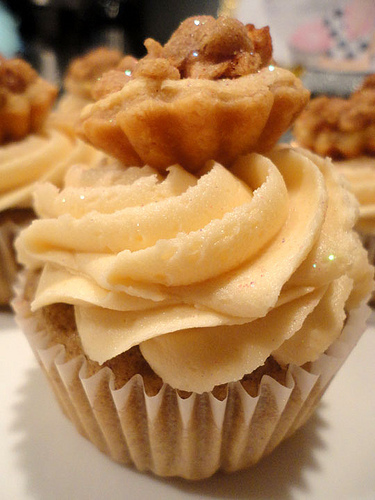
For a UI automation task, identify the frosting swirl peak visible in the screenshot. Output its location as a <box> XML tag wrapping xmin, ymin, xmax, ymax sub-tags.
<box><xmin>16</xmin><ymin>147</ymin><xmax>373</xmax><ymax>392</ymax></box>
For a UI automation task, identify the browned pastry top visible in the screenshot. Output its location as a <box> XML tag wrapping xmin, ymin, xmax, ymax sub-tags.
<box><xmin>144</xmin><ymin>16</ymin><xmax>273</xmax><ymax>80</ymax></box>
<box><xmin>293</xmin><ymin>74</ymin><xmax>375</xmax><ymax>159</ymax></box>
<box><xmin>64</xmin><ymin>47</ymin><xmax>126</xmax><ymax>99</ymax></box>
<box><xmin>78</xmin><ymin>16</ymin><xmax>309</xmax><ymax>172</ymax></box>
<box><xmin>0</xmin><ymin>55</ymin><xmax>58</xmax><ymax>143</ymax></box>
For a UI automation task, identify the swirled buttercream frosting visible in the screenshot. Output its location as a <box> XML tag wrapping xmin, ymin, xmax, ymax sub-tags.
<box><xmin>0</xmin><ymin>129</ymin><xmax>104</xmax><ymax>212</ymax></box>
<box><xmin>334</xmin><ymin>157</ymin><xmax>375</xmax><ymax>235</ymax></box>
<box><xmin>16</xmin><ymin>146</ymin><xmax>374</xmax><ymax>393</ymax></box>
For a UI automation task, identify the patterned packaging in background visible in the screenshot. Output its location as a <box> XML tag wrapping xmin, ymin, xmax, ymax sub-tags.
<box><xmin>224</xmin><ymin>0</ymin><xmax>375</xmax><ymax>94</ymax></box>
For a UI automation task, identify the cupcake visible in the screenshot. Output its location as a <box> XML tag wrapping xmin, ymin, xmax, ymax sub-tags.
<box><xmin>14</xmin><ymin>16</ymin><xmax>374</xmax><ymax>480</ymax></box>
<box><xmin>52</xmin><ymin>47</ymin><xmax>137</xmax><ymax>135</ymax></box>
<box><xmin>0</xmin><ymin>55</ymin><xmax>103</xmax><ymax>305</ymax></box>
<box><xmin>293</xmin><ymin>75</ymin><xmax>375</xmax><ymax>262</ymax></box>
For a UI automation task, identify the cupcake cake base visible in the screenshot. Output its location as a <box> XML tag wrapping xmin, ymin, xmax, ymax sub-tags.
<box><xmin>12</xmin><ymin>273</ymin><xmax>370</xmax><ymax>480</ymax></box>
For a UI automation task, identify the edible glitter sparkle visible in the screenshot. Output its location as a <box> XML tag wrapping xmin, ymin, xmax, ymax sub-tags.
<box><xmin>328</xmin><ymin>254</ymin><xmax>336</xmax><ymax>261</ymax></box>
<box><xmin>125</xmin><ymin>69</ymin><xmax>132</xmax><ymax>76</ymax></box>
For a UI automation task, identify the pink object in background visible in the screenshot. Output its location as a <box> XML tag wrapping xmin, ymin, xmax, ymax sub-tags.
<box><xmin>288</xmin><ymin>0</ymin><xmax>375</xmax><ymax>70</ymax></box>
<box><xmin>344</xmin><ymin>0</ymin><xmax>375</xmax><ymax>40</ymax></box>
<box><xmin>290</xmin><ymin>19</ymin><xmax>332</xmax><ymax>54</ymax></box>
<box><xmin>233</xmin><ymin>0</ymin><xmax>375</xmax><ymax>94</ymax></box>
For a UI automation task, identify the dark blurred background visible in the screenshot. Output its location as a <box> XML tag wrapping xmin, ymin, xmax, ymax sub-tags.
<box><xmin>2</xmin><ymin>1</ymin><xmax>375</xmax><ymax>96</ymax></box>
<box><xmin>1</xmin><ymin>0</ymin><xmax>220</xmax><ymax>83</ymax></box>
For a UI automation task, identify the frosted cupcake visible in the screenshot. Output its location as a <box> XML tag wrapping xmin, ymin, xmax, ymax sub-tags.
<box><xmin>293</xmin><ymin>74</ymin><xmax>375</xmax><ymax>262</ymax></box>
<box><xmin>0</xmin><ymin>55</ymin><xmax>103</xmax><ymax>305</ymax></box>
<box><xmin>52</xmin><ymin>47</ymin><xmax>137</xmax><ymax>135</ymax></box>
<box><xmin>14</xmin><ymin>16</ymin><xmax>374</xmax><ymax>479</ymax></box>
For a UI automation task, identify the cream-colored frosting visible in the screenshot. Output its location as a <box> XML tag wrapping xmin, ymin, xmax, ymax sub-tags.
<box><xmin>16</xmin><ymin>146</ymin><xmax>374</xmax><ymax>393</ymax></box>
<box><xmin>0</xmin><ymin>128</ymin><xmax>103</xmax><ymax>212</ymax></box>
<box><xmin>334</xmin><ymin>157</ymin><xmax>375</xmax><ymax>235</ymax></box>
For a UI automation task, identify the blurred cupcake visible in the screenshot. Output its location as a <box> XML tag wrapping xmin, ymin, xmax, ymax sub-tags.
<box><xmin>0</xmin><ymin>55</ymin><xmax>103</xmax><ymax>305</ymax></box>
<box><xmin>293</xmin><ymin>74</ymin><xmax>375</xmax><ymax>263</ymax></box>
<box><xmin>14</xmin><ymin>16</ymin><xmax>373</xmax><ymax>480</ymax></box>
<box><xmin>52</xmin><ymin>47</ymin><xmax>137</xmax><ymax>135</ymax></box>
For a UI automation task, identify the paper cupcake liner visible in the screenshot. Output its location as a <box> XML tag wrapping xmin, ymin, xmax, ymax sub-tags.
<box><xmin>0</xmin><ymin>211</ymin><xmax>34</xmax><ymax>305</ymax></box>
<box><xmin>357</xmin><ymin>232</ymin><xmax>375</xmax><ymax>305</ymax></box>
<box><xmin>12</xmin><ymin>283</ymin><xmax>371</xmax><ymax>480</ymax></box>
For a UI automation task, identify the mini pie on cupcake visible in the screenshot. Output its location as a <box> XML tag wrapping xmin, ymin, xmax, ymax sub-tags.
<box><xmin>78</xmin><ymin>16</ymin><xmax>310</xmax><ymax>172</ymax></box>
<box><xmin>293</xmin><ymin>74</ymin><xmax>375</xmax><ymax>262</ymax></box>
<box><xmin>14</xmin><ymin>16</ymin><xmax>374</xmax><ymax>480</ymax></box>
<box><xmin>0</xmin><ymin>55</ymin><xmax>103</xmax><ymax>305</ymax></box>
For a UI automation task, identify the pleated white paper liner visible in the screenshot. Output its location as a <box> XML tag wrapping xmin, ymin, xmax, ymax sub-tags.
<box><xmin>12</xmin><ymin>280</ymin><xmax>371</xmax><ymax>480</ymax></box>
<box><xmin>0</xmin><ymin>210</ymin><xmax>34</xmax><ymax>305</ymax></box>
<box><xmin>360</xmin><ymin>232</ymin><xmax>375</xmax><ymax>266</ymax></box>
<box><xmin>357</xmin><ymin>232</ymin><xmax>375</xmax><ymax>304</ymax></box>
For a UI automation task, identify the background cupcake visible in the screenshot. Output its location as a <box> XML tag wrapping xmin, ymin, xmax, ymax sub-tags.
<box><xmin>0</xmin><ymin>54</ymin><xmax>103</xmax><ymax>306</ymax></box>
<box><xmin>51</xmin><ymin>47</ymin><xmax>137</xmax><ymax>135</ymax></box>
<box><xmin>293</xmin><ymin>74</ymin><xmax>375</xmax><ymax>265</ymax></box>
